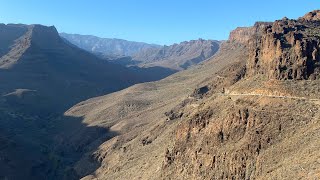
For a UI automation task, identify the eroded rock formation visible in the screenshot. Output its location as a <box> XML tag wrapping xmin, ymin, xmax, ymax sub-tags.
<box><xmin>160</xmin><ymin>10</ymin><xmax>320</xmax><ymax>180</ymax></box>
<box><xmin>246</xmin><ymin>11</ymin><xmax>320</xmax><ymax>80</ymax></box>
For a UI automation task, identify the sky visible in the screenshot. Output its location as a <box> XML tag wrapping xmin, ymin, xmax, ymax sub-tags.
<box><xmin>0</xmin><ymin>0</ymin><xmax>319</xmax><ymax>45</ymax></box>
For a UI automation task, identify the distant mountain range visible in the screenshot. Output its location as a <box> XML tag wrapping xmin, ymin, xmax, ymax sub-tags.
<box><xmin>59</xmin><ymin>33</ymin><xmax>161</xmax><ymax>57</ymax></box>
<box><xmin>61</xmin><ymin>33</ymin><xmax>220</xmax><ymax>70</ymax></box>
<box><xmin>132</xmin><ymin>39</ymin><xmax>220</xmax><ymax>70</ymax></box>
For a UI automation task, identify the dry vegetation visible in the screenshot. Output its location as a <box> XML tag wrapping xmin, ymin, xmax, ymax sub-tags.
<box><xmin>67</xmin><ymin>11</ymin><xmax>320</xmax><ymax>179</ymax></box>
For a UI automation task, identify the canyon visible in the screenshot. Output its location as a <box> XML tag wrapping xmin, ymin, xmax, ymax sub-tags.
<box><xmin>0</xmin><ymin>9</ymin><xmax>320</xmax><ymax>180</ymax></box>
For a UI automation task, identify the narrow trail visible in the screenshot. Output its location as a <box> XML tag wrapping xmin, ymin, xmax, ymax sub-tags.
<box><xmin>219</xmin><ymin>92</ymin><xmax>320</xmax><ymax>105</ymax></box>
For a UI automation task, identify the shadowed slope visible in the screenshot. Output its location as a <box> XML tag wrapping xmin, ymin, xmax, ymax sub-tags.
<box><xmin>0</xmin><ymin>23</ymin><xmax>164</xmax><ymax>180</ymax></box>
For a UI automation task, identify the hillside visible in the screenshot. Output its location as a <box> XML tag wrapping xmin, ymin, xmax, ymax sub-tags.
<box><xmin>0</xmin><ymin>24</ymin><xmax>166</xmax><ymax>180</ymax></box>
<box><xmin>65</xmin><ymin>10</ymin><xmax>320</xmax><ymax>179</ymax></box>
<box><xmin>60</xmin><ymin>33</ymin><xmax>161</xmax><ymax>57</ymax></box>
<box><xmin>64</xmin><ymin>41</ymin><xmax>247</xmax><ymax>179</ymax></box>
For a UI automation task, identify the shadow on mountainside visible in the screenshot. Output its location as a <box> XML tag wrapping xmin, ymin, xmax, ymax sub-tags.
<box><xmin>129</xmin><ymin>66</ymin><xmax>178</xmax><ymax>81</ymax></box>
<box><xmin>0</xmin><ymin>102</ymin><xmax>117</xmax><ymax>180</ymax></box>
<box><xmin>0</xmin><ymin>52</ymin><xmax>178</xmax><ymax>180</ymax></box>
<box><xmin>0</xmin><ymin>23</ymin><xmax>181</xmax><ymax>180</ymax></box>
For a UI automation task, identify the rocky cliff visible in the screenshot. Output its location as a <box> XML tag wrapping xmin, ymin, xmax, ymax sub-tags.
<box><xmin>246</xmin><ymin>11</ymin><xmax>320</xmax><ymax>80</ymax></box>
<box><xmin>160</xmin><ymin>10</ymin><xmax>320</xmax><ymax>180</ymax></box>
<box><xmin>229</xmin><ymin>27</ymin><xmax>255</xmax><ymax>44</ymax></box>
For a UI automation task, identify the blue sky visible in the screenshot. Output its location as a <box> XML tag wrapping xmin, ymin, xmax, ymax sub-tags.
<box><xmin>0</xmin><ymin>0</ymin><xmax>319</xmax><ymax>45</ymax></box>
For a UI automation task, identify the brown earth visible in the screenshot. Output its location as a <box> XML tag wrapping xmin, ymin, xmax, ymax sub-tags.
<box><xmin>64</xmin><ymin>10</ymin><xmax>320</xmax><ymax>180</ymax></box>
<box><xmin>0</xmin><ymin>23</ymin><xmax>179</xmax><ymax>180</ymax></box>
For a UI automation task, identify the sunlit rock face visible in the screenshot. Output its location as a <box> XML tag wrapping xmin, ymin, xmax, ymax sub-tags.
<box><xmin>246</xmin><ymin>11</ymin><xmax>320</xmax><ymax>80</ymax></box>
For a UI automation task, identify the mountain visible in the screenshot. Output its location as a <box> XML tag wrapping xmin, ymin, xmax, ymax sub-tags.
<box><xmin>61</xmin><ymin>33</ymin><xmax>220</xmax><ymax>71</ymax></box>
<box><xmin>132</xmin><ymin>39</ymin><xmax>220</xmax><ymax>70</ymax></box>
<box><xmin>59</xmin><ymin>33</ymin><xmax>161</xmax><ymax>57</ymax></box>
<box><xmin>0</xmin><ymin>24</ymin><xmax>164</xmax><ymax>114</ymax></box>
<box><xmin>0</xmin><ymin>23</ymin><xmax>171</xmax><ymax>180</ymax></box>
<box><xmin>64</xmin><ymin>10</ymin><xmax>320</xmax><ymax>179</ymax></box>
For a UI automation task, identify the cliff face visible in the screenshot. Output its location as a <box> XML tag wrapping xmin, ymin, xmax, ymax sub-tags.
<box><xmin>246</xmin><ymin>11</ymin><xmax>320</xmax><ymax>80</ymax></box>
<box><xmin>162</xmin><ymin>78</ymin><xmax>320</xmax><ymax>180</ymax></box>
<box><xmin>229</xmin><ymin>27</ymin><xmax>255</xmax><ymax>44</ymax></box>
<box><xmin>159</xmin><ymin>11</ymin><xmax>320</xmax><ymax>180</ymax></box>
<box><xmin>228</xmin><ymin>22</ymin><xmax>272</xmax><ymax>44</ymax></box>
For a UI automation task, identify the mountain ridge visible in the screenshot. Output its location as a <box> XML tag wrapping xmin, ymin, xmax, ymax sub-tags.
<box><xmin>132</xmin><ymin>38</ymin><xmax>220</xmax><ymax>70</ymax></box>
<box><xmin>60</xmin><ymin>32</ymin><xmax>161</xmax><ymax>57</ymax></box>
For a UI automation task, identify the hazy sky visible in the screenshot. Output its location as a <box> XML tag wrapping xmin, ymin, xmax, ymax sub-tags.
<box><xmin>1</xmin><ymin>0</ymin><xmax>319</xmax><ymax>45</ymax></box>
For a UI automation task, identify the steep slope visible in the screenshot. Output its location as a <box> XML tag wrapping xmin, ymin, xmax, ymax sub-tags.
<box><xmin>0</xmin><ymin>24</ymin><xmax>31</xmax><ymax>67</ymax></box>
<box><xmin>64</xmin><ymin>41</ymin><xmax>246</xmax><ymax>179</ymax></box>
<box><xmin>161</xmin><ymin>10</ymin><xmax>320</xmax><ymax>179</ymax></box>
<box><xmin>65</xmin><ymin>10</ymin><xmax>320</xmax><ymax>180</ymax></box>
<box><xmin>60</xmin><ymin>33</ymin><xmax>178</xmax><ymax>79</ymax></box>
<box><xmin>0</xmin><ymin>24</ymin><xmax>154</xmax><ymax>114</ymax></box>
<box><xmin>132</xmin><ymin>39</ymin><xmax>220</xmax><ymax>70</ymax></box>
<box><xmin>0</xmin><ymin>24</ymin><xmax>161</xmax><ymax>180</ymax></box>
<box><xmin>60</xmin><ymin>33</ymin><xmax>161</xmax><ymax>57</ymax></box>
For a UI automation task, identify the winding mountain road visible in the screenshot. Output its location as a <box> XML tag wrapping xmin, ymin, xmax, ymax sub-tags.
<box><xmin>220</xmin><ymin>92</ymin><xmax>320</xmax><ymax>105</ymax></box>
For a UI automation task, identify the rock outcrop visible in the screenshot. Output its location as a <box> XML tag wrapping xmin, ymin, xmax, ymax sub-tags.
<box><xmin>246</xmin><ymin>11</ymin><xmax>320</xmax><ymax>80</ymax></box>
<box><xmin>299</xmin><ymin>10</ymin><xmax>320</xmax><ymax>21</ymax></box>
<box><xmin>160</xmin><ymin>10</ymin><xmax>320</xmax><ymax>180</ymax></box>
<box><xmin>229</xmin><ymin>27</ymin><xmax>255</xmax><ymax>44</ymax></box>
